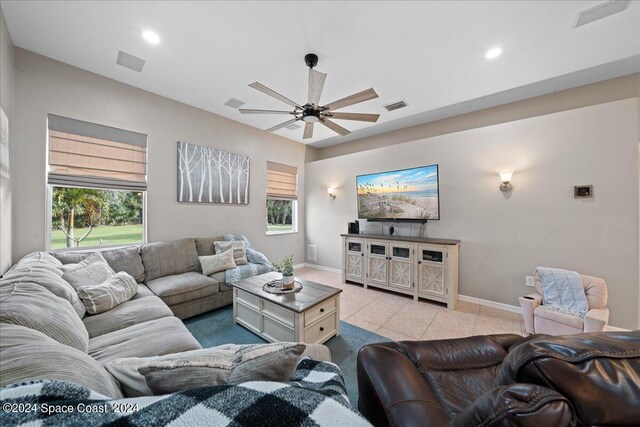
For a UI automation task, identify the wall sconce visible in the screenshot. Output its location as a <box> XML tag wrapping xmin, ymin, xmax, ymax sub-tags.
<box><xmin>499</xmin><ymin>171</ymin><xmax>513</xmax><ymax>192</ymax></box>
<box><xmin>327</xmin><ymin>187</ymin><xmax>336</xmax><ymax>199</ymax></box>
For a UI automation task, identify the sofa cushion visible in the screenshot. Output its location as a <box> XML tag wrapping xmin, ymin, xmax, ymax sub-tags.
<box><xmin>77</xmin><ymin>272</ymin><xmax>138</xmax><ymax>315</ymax></box>
<box><xmin>141</xmin><ymin>238</ymin><xmax>200</xmax><ymax>281</ymax></box>
<box><xmin>82</xmin><ymin>296</ymin><xmax>173</xmax><ymax>338</ymax></box>
<box><xmin>146</xmin><ymin>272</ymin><xmax>218</xmax><ymax>305</ymax></box>
<box><xmin>62</xmin><ymin>252</ymin><xmax>116</xmax><ymax>290</ymax></box>
<box><xmin>10</xmin><ymin>251</ymin><xmax>63</xmax><ymax>273</ymax></box>
<box><xmin>1</xmin><ymin>264</ymin><xmax>86</xmax><ymax>318</ymax></box>
<box><xmin>0</xmin><ymin>324</ymin><xmax>123</xmax><ymax>398</ymax></box>
<box><xmin>199</xmin><ymin>250</ymin><xmax>236</xmax><ymax>276</ymax></box>
<box><xmin>52</xmin><ymin>247</ymin><xmax>146</xmax><ymax>283</ymax></box>
<box><xmin>195</xmin><ymin>236</ymin><xmax>224</xmax><ymax>257</ymax></box>
<box><xmin>0</xmin><ymin>282</ymin><xmax>89</xmax><ymax>352</ymax></box>
<box><xmin>534</xmin><ymin>306</ymin><xmax>584</xmax><ymax>329</ymax></box>
<box><xmin>88</xmin><ymin>316</ymin><xmax>201</xmax><ymax>364</ymax></box>
<box><xmin>209</xmin><ymin>271</ymin><xmax>231</xmax><ymax>291</ymax></box>
<box><xmin>132</xmin><ymin>283</ymin><xmax>155</xmax><ymax>299</ymax></box>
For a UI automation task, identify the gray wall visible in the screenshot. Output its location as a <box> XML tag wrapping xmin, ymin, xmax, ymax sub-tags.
<box><xmin>0</xmin><ymin>7</ymin><xmax>14</xmax><ymax>273</ymax></box>
<box><xmin>305</xmin><ymin>98</ymin><xmax>639</xmax><ymax>329</ymax></box>
<box><xmin>12</xmin><ymin>48</ymin><xmax>307</xmax><ymax>265</ymax></box>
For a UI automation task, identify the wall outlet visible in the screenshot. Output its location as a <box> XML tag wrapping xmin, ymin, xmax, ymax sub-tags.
<box><xmin>525</xmin><ymin>275</ymin><xmax>535</xmax><ymax>287</ymax></box>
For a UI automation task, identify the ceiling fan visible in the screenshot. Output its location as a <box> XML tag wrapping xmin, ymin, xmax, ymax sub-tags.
<box><xmin>239</xmin><ymin>53</ymin><xmax>380</xmax><ymax>139</ymax></box>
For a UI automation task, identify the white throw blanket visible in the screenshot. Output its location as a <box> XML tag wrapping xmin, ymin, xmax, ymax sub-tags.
<box><xmin>536</xmin><ymin>267</ymin><xmax>588</xmax><ymax>318</ymax></box>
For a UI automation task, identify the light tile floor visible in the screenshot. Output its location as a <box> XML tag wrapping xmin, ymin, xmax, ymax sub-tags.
<box><xmin>295</xmin><ymin>266</ymin><xmax>526</xmax><ymax>340</ymax></box>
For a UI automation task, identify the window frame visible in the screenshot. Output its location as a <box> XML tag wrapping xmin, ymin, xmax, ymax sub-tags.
<box><xmin>265</xmin><ymin>197</ymin><xmax>298</xmax><ymax>236</ymax></box>
<box><xmin>45</xmin><ymin>184</ymin><xmax>147</xmax><ymax>251</ymax></box>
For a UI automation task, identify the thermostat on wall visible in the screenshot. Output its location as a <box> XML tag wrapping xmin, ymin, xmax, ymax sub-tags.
<box><xmin>574</xmin><ymin>185</ymin><xmax>593</xmax><ymax>198</ymax></box>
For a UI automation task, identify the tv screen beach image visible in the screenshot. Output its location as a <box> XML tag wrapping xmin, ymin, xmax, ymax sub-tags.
<box><xmin>357</xmin><ymin>165</ymin><xmax>439</xmax><ymax>220</ymax></box>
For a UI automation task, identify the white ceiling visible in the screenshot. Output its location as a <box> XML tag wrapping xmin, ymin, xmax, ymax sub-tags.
<box><xmin>2</xmin><ymin>1</ymin><xmax>639</xmax><ymax>148</ymax></box>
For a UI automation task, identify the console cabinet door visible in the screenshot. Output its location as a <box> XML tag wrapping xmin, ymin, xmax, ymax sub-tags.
<box><xmin>389</xmin><ymin>243</ymin><xmax>413</xmax><ymax>290</ymax></box>
<box><xmin>345</xmin><ymin>238</ymin><xmax>365</xmax><ymax>282</ymax></box>
<box><xmin>366</xmin><ymin>241</ymin><xmax>388</xmax><ymax>286</ymax></box>
<box><xmin>417</xmin><ymin>245</ymin><xmax>446</xmax><ymax>297</ymax></box>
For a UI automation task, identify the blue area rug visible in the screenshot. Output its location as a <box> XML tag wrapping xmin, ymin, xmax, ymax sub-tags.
<box><xmin>184</xmin><ymin>305</ymin><xmax>389</xmax><ymax>405</ymax></box>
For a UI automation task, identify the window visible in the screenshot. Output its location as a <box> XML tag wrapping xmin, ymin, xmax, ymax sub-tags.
<box><xmin>47</xmin><ymin>114</ymin><xmax>147</xmax><ymax>249</ymax></box>
<box><xmin>266</xmin><ymin>161</ymin><xmax>298</xmax><ymax>234</ymax></box>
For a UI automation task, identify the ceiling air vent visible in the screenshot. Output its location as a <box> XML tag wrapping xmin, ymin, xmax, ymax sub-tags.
<box><xmin>575</xmin><ymin>0</ymin><xmax>630</xmax><ymax>28</ymax></box>
<box><xmin>384</xmin><ymin>100</ymin><xmax>407</xmax><ymax>112</ymax></box>
<box><xmin>285</xmin><ymin>123</ymin><xmax>302</xmax><ymax>130</ymax></box>
<box><xmin>116</xmin><ymin>51</ymin><xmax>145</xmax><ymax>72</ymax></box>
<box><xmin>224</xmin><ymin>98</ymin><xmax>245</xmax><ymax>109</ymax></box>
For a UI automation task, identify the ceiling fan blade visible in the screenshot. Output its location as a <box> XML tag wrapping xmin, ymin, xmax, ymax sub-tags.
<box><xmin>308</xmin><ymin>69</ymin><xmax>327</xmax><ymax>106</ymax></box>
<box><xmin>303</xmin><ymin>122</ymin><xmax>314</xmax><ymax>139</ymax></box>
<box><xmin>265</xmin><ymin>118</ymin><xmax>299</xmax><ymax>132</ymax></box>
<box><xmin>248</xmin><ymin>82</ymin><xmax>302</xmax><ymax>108</ymax></box>
<box><xmin>320</xmin><ymin>119</ymin><xmax>350</xmax><ymax>136</ymax></box>
<box><xmin>324</xmin><ymin>88</ymin><xmax>379</xmax><ymax>111</ymax></box>
<box><xmin>239</xmin><ymin>109</ymin><xmax>293</xmax><ymax>115</ymax></box>
<box><xmin>326</xmin><ymin>112</ymin><xmax>380</xmax><ymax>122</ymax></box>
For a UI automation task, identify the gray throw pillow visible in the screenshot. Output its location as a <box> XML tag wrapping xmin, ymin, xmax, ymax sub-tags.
<box><xmin>107</xmin><ymin>343</ymin><xmax>305</xmax><ymax>396</ymax></box>
<box><xmin>62</xmin><ymin>252</ymin><xmax>116</xmax><ymax>290</ymax></box>
<box><xmin>78</xmin><ymin>272</ymin><xmax>138</xmax><ymax>315</ymax></box>
<box><xmin>214</xmin><ymin>241</ymin><xmax>248</xmax><ymax>265</ymax></box>
<box><xmin>198</xmin><ymin>250</ymin><xmax>236</xmax><ymax>276</ymax></box>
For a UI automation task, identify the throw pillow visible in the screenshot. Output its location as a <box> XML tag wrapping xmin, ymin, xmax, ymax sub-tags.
<box><xmin>105</xmin><ymin>342</ymin><xmax>305</xmax><ymax>397</ymax></box>
<box><xmin>62</xmin><ymin>252</ymin><xmax>116</xmax><ymax>290</ymax></box>
<box><xmin>77</xmin><ymin>272</ymin><xmax>138</xmax><ymax>315</ymax></box>
<box><xmin>214</xmin><ymin>241</ymin><xmax>248</xmax><ymax>265</ymax></box>
<box><xmin>199</xmin><ymin>250</ymin><xmax>236</xmax><ymax>276</ymax></box>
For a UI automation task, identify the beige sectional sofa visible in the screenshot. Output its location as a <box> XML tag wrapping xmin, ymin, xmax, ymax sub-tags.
<box><xmin>0</xmin><ymin>240</ymin><xmax>330</xmax><ymax>399</ymax></box>
<box><xmin>50</xmin><ymin>236</ymin><xmax>236</xmax><ymax>319</ymax></box>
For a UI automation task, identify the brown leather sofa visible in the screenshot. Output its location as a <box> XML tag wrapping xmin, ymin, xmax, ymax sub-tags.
<box><xmin>357</xmin><ymin>331</ymin><xmax>640</xmax><ymax>427</ymax></box>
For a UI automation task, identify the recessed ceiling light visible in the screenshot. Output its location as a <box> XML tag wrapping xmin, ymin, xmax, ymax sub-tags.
<box><xmin>142</xmin><ymin>30</ymin><xmax>160</xmax><ymax>45</ymax></box>
<box><xmin>485</xmin><ymin>47</ymin><xmax>503</xmax><ymax>59</ymax></box>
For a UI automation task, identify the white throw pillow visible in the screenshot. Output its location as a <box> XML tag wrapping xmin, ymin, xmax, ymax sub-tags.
<box><xmin>62</xmin><ymin>252</ymin><xmax>116</xmax><ymax>290</ymax></box>
<box><xmin>199</xmin><ymin>250</ymin><xmax>237</xmax><ymax>276</ymax></box>
<box><xmin>77</xmin><ymin>272</ymin><xmax>138</xmax><ymax>315</ymax></box>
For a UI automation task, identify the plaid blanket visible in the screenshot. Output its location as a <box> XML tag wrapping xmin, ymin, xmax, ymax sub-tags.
<box><xmin>223</xmin><ymin>234</ymin><xmax>275</xmax><ymax>284</ymax></box>
<box><xmin>0</xmin><ymin>358</ymin><xmax>371</xmax><ymax>427</ymax></box>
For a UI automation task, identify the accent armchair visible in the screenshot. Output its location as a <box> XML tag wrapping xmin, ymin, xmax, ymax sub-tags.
<box><xmin>519</xmin><ymin>273</ymin><xmax>609</xmax><ymax>335</ymax></box>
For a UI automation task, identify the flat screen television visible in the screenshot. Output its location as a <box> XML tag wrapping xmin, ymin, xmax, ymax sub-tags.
<box><xmin>356</xmin><ymin>164</ymin><xmax>439</xmax><ymax>221</ymax></box>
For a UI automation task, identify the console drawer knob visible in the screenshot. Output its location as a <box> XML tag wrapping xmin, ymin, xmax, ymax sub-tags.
<box><xmin>320</xmin><ymin>308</ymin><xmax>325</xmax><ymax>313</ymax></box>
<box><xmin>320</xmin><ymin>327</ymin><xmax>324</xmax><ymax>332</ymax></box>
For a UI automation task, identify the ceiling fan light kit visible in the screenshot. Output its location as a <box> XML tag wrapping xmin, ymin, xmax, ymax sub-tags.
<box><xmin>239</xmin><ymin>53</ymin><xmax>381</xmax><ymax>139</ymax></box>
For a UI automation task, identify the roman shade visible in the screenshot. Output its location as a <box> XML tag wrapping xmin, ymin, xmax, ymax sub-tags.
<box><xmin>47</xmin><ymin>114</ymin><xmax>147</xmax><ymax>191</ymax></box>
<box><xmin>266</xmin><ymin>161</ymin><xmax>297</xmax><ymax>200</ymax></box>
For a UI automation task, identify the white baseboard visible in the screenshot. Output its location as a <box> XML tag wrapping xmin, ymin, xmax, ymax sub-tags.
<box><xmin>293</xmin><ymin>263</ymin><xmax>306</xmax><ymax>270</ymax></box>
<box><xmin>458</xmin><ymin>295</ymin><xmax>522</xmax><ymax>314</ymax></box>
<box><xmin>605</xmin><ymin>325</ymin><xmax>630</xmax><ymax>332</ymax></box>
<box><xmin>299</xmin><ymin>263</ymin><xmax>342</xmax><ymax>274</ymax></box>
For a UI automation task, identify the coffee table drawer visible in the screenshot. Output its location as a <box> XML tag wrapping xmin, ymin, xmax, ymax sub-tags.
<box><xmin>305</xmin><ymin>297</ymin><xmax>337</xmax><ymax>327</ymax></box>
<box><xmin>264</xmin><ymin>316</ymin><xmax>295</xmax><ymax>342</ymax></box>
<box><xmin>236</xmin><ymin>289</ymin><xmax>260</xmax><ymax>310</ymax></box>
<box><xmin>304</xmin><ymin>313</ymin><xmax>337</xmax><ymax>344</ymax></box>
<box><xmin>263</xmin><ymin>301</ymin><xmax>295</xmax><ymax>327</ymax></box>
<box><xmin>236</xmin><ymin>302</ymin><xmax>260</xmax><ymax>333</ymax></box>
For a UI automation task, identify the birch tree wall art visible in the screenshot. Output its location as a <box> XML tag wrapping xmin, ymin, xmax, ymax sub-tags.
<box><xmin>177</xmin><ymin>141</ymin><xmax>250</xmax><ymax>204</ymax></box>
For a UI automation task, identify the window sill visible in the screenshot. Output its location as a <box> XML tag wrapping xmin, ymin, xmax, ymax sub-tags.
<box><xmin>48</xmin><ymin>242</ymin><xmax>145</xmax><ymax>252</ymax></box>
<box><xmin>266</xmin><ymin>230</ymin><xmax>298</xmax><ymax>236</ymax></box>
